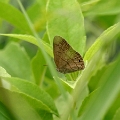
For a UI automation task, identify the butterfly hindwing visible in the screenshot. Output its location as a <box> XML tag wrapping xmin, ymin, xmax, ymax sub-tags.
<box><xmin>53</xmin><ymin>36</ymin><xmax>84</xmax><ymax>73</ymax></box>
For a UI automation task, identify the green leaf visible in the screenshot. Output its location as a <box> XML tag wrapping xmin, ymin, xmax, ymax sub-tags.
<box><xmin>2</xmin><ymin>77</ymin><xmax>59</xmax><ymax>116</ymax></box>
<box><xmin>0</xmin><ymin>66</ymin><xmax>11</xmax><ymax>77</ymax></box>
<box><xmin>84</xmin><ymin>22</ymin><xmax>120</xmax><ymax>61</ymax></box>
<box><xmin>78</xmin><ymin>55</ymin><xmax>120</xmax><ymax>120</ymax></box>
<box><xmin>0</xmin><ymin>34</ymin><xmax>53</xmax><ymax>57</ymax></box>
<box><xmin>31</xmin><ymin>50</ymin><xmax>47</xmax><ymax>85</ymax></box>
<box><xmin>41</xmin><ymin>76</ymin><xmax>60</xmax><ymax>99</ymax></box>
<box><xmin>113</xmin><ymin>108</ymin><xmax>120</xmax><ymax>120</ymax></box>
<box><xmin>0</xmin><ymin>87</ymin><xmax>44</xmax><ymax>120</ymax></box>
<box><xmin>37</xmin><ymin>110</ymin><xmax>53</xmax><ymax>120</ymax></box>
<box><xmin>82</xmin><ymin>0</ymin><xmax>120</xmax><ymax>15</ymax></box>
<box><xmin>104</xmin><ymin>94</ymin><xmax>120</xmax><ymax>120</ymax></box>
<box><xmin>46</xmin><ymin>0</ymin><xmax>86</xmax><ymax>55</ymax></box>
<box><xmin>0</xmin><ymin>42</ymin><xmax>34</xmax><ymax>81</ymax></box>
<box><xmin>0</xmin><ymin>1</ymin><xmax>32</xmax><ymax>33</ymax></box>
<box><xmin>88</xmin><ymin>66</ymin><xmax>107</xmax><ymax>92</ymax></box>
<box><xmin>0</xmin><ymin>0</ymin><xmax>9</xmax><ymax>3</ymax></box>
<box><xmin>27</xmin><ymin>1</ymin><xmax>47</xmax><ymax>32</ymax></box>
<box><xmin>0</xmin><ymin>101</ymin><xmax>15</xmax><ymax>120</ymax></box>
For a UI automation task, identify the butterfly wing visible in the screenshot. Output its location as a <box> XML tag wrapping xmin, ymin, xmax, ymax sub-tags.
<box><xmin>53</xmin><ymin>36</ymin><xmax>84</xmax><ymax>73</ymax></box>
<box><xmin>63</xmin><ymin>51</ymin><xmax>84</xmax><ymax>73</ymax></box>
<box><xmin>53</xmin><ymin>36</ymin><xmax>69</xmax><ymax>69</ymax></box>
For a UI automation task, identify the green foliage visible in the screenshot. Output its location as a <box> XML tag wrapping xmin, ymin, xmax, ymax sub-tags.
<box><xmin>0</xmin><ymin>0</ymin><xmax>120</xmax><ymax>120</ymax></box>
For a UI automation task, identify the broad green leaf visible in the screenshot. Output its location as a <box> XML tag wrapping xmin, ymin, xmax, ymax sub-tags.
<box><xmin>0</xmin><ymin>101</ymin><xmax>15</xmax><ymax>120</ymax></box>
<box><xmin>27</xmin><ymin>2</ymin><xmax>44</xmax><ymax>22</ymax></box>
<box><xmin>0</xmin><ymin>0</ymin><xmax>9</xmax><ymax>2</ymax></box>
<box><xmin>0</xmin><ymin>66</ymin><xmax>11</xmax><ymax>77</ymax></box>
<box><xmin>84</xmin><ymin>22</ymin><xmax>120</xmax><ymax>61</ymax></box>
<box><xmin>113</xmin><ymin>108</ymin><xmax>120</xmax><ymax>120</ymax></box>
<box><xmin>104</xmin><ymin>94</ymin><xmax>120</xmax><ymax>120</ymax></box>
<box><xmin>88</xmin><ymin>66</ymin><xmax>107</xmax><ymax>92</ymax></box>
<box><xmin>42</xmin><ymin>76</ymin><xmax>60</xmax><ymax>99</ymax></box>
<box><xmin>81</xmin><ymin>0</ymin><xmax>100</xmax><ymax>13</ymax></box>
<box><xmin>27</xmin><ymin>1</ymin><xmax>47</xmax><ymax>32</ymax></box>
<box><xmin>31</xmin><ymin>50</ymin><xmax>47</xmax><ymax>85</ymax></box>
<box><xmin>46</xmin><ymin>0</ymin><xmax>86</xmax><ymax>55</ymax></box>
<box><xmin>0</xmin><ymin>87</ymin><xmax>44</xmax><ymax>120</ymax></box>
<box><xmin>81</xmin><ymin>0</ymin><xmax>120</xmax><ymax>16</ymax></box>
<box><xmin>0</xmin><ymin>42</ymin><xmax>34</xmax><ymax>81</ymax></box>
<box><xmin>0</xmin><ymin>34</ymin><xmax>53</xmax><ymax>57</ymax></box>
<box><xmin>60</xmin><ymin>79</ymin><xmax>74</xmax><ymax>92</ymax></box>
<box><xmin>1</xmin><ymin>77</ymin><xmax>58</xmax><ymax>116</ymax></box>
<box><xmin>0</xmin><ymin>1</ymin><xmax>32</xmax><ymax>33</ymax></box>
<box><xmin>37</xmin><ymin>110</ymin><xmax>53</xmax><ymax>120</ymax></box>
<box><xmin>0</xmin><ymin>34</ymin><xmax>38</xmax><ymax>46</ymax></box>
<box><xmin>78</xmin><ymin>55</ymin><xmax>120</xmax><ymax>120</ymax></box>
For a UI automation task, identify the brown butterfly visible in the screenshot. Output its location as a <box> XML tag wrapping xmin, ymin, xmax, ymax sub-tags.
<box><xmin>53</xmin><ymin>36</ymin><xmax>84</xmax><ymax>74</ymax></box>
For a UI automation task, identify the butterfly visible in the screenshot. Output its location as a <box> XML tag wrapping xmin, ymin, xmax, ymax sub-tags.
<box><xmin>53</xmin><ymin>36</ymin><xmax>84</xmax><ymax>74</ymax></box>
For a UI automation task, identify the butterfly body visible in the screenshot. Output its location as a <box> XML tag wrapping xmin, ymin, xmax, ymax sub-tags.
<box><xmin>53</xmin><ymin>36</ymin><xmax>84</xmax><ymax>74</ymax></box>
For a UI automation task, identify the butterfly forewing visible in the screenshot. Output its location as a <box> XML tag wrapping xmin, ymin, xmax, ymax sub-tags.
<box><xmin>53</xmin><ymin>36</ymin><xmax>84</xmax><ymax>74</ymax></box>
